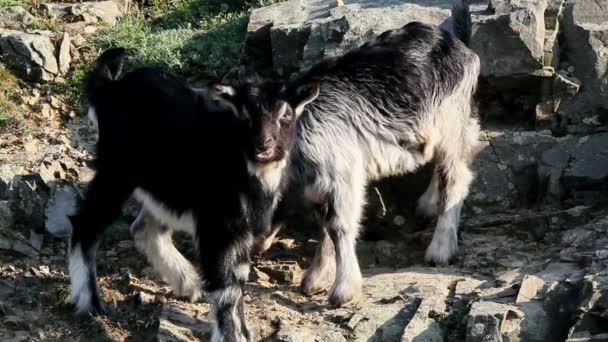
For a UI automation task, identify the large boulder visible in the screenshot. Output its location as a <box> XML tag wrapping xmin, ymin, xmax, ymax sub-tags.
<box><xmin>44</xmin><ymin>182</ymin><xmax>80</xmax><ymax>237</ymax></box>
<box><xmin>0</xmin><ymin>6</ymin><xmax>35</xmax><ymax>30</ymax></box>
<box><xmin>9</xmin><ymin>174</ymin><xmax>50</xmax><ymax>233</ymax></box>
<box><xmin>544</xmin><ymin>0</ymin><xmax>566</xmax><ymax>69</ymax></box>
<box><xmin>560</xmin><ymin>0</ymin><xmax>608</xmax><ymax>130</ymax></box>
<box><xmin>40</xmin><ymin>0</ymin><xmax>126</xmax><ymax>26</ymax></box>
<box><xmin>0</xmin><ymin>29</ymin><xmax>59</xmax><ymax>82</ymax></box>
<box><xmin>468</xmin><ymin>131</ymin><xmax>608</xmax><ymax>210</ymax></box>
<box><xmin>469</xmin><ymin>0</ymin><xmax>548</xmax><ymax>78</ymax></box>
<box><xmin>539</xmin><ymin>133</ymin><xmax>608</xmax><ymax>204</ymax></box>
<box><xmin>469</xmin><ymin>131</ymin><xmax>561</xmax><ymax>209</ymax></box>
<box><xmin>243</xmin><ymin>0</ymin><xmax>466</xmax><ymax>75</ymax></box>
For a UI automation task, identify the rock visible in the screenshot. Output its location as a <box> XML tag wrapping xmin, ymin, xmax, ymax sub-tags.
<box><xmin>30</xmin><ymin>266</ymin><xmax>48</xmax><ymax>278</ymax></box>
<box><xmin>0</xmin><ymin>29</ymin><xmax>59</xmax><ymax>82</ymax></box>
<box><xmin>560</xmin><ymin>0</ymin><xmax>608</xmax><ymax>128</ymax></box>
<box><xmin>0</xmin><ymin>239</ymin><xmax>39</xmax><ymax>258</ymax></box>
<box><xmin>38</xmin><ymin>265</ymin><xmax>50</xmax><ymax>276</ymax></box>
<box><xmin>354</xmin><ymin>295</ymin><xmax>421</xmax><ymax>342</ymax></box>
<box><xmin>257</xmin><ymin>261</ymin><xmax>302</xmax><ymax>284</ymax></box>
<box><xmin>563</xmin><ymin>134</ymin><xmax>608</xmax><ymax>190</ymax></box>
<box><xmin>39</xmin><ymin>3</ymin><xmax>72</xmax><ymax>20</ymax></box>
<box><xmin>552</xmin><ymin>73</ymin><xmax>582</xmax><ymax>113</ymax></box>
<box><xmin>71</xmin><ymin>1</ymin><xmax>123</xmax><ymax>26</ymax></box>
<box><xmin>58</xmin><ymin>33</ymin><xmax>71</xmax><ymax>74</ymax></box>
<box><xmin>568</xmin><ymin>260</ymin><xmax>608</xmax><ymax>340</ymax></box>
<box><xmin>40</xmin><ymin>1</ymin><xmax>125</xmax><ymax>26</ymax></box>
<box><xmin>515</xmin><ymin>275</ymin><xmax>545</xmax><ymax>303</ymax></box>
<box><xmin>118</xmin><ymin>240</ymin><xmax>134</xmax><ymax>249</ymax></box>
<box><xmin>470</xmin><ymin>131</ymin><xmax>561</xmax><ymax>208</ymax></box>
<box><xmin>277</xmin><ymin>238</ymin><xmax>295</xmax><ymax>249</ymax></box>
<box><xmin>158</xmin><ymin>301</ymin><xmax>213</xmax><ymax>342</ymax></box>
<box><xmin>469</xmin><ymin>0</ymin><xmax>548</xmax><ymax>77</ymax></box>
<box><xmin>275</xmin><ymin>326</ymin><xmax>311</xmax><ymax>342</ymax></box>
<box><xmin>40</xmin><ymin>103</ymin><xmax>54</xmax><ymax>118</ymax></box>
<box><xmin>543</xmin><ymin>0</ymin><xmax>566</xmax><ymax>69</ymax></box>
<box><xmin>137</xmin><ymin>291</ymin><xmax>155</xmax><ymax>305</ymax></box>
<box><xmin>559</xmin><ymin>215</ymin><xmax>608</xmax><ymax>263</ymax></box>
<box><xmin>250</xmin><ymin>266</ymin><xmax>271</xmax><ymax>285</ymax></box>
<box><xmin>465</xmin><ymin>301</ymin><xmax>510</xmax><ymax>342</ymax></box>
<box><xmin>0</xmin><ymin>201</ymin><xmax>13</xmax><ymax>229</ymax></box>
<box><xmin>49</xmin><ymin>96</ymin><xmax>62</xmax><ymax>109</ymax></box>
<box><xmin>29</xmin><ymin>230</ymin><xmax>43</xmax><ymax>250</ymax></box>
<box><xmin>71</xmin><ymin>33</ymin><xmax>86</xmax><ymax>47</ymax></box>
<box><xmin>10</xmin><ymin>174</ymin><xmax>50</xmax><ymax>232</ymax></box>
<box><xmin>44</xmin><ymin>183</ymin><xmax>79</xmax><ymax>237</ymax></box>
<box><xmin>39</xmin><ymin>159</ymin><xmax>65</xmax><ymax>182</ymax></box>
<box><xmin>276</xmin><ymin>326</ymin><xmax>348</xmax><ymax>342</ymax></box>
<box><xmin>111</xmin><ymin>0</ymin><xmax>131</xmax><ymax>12</ymax></box>
<box><xmin>372</xmin><ymin>269</ymin><xmax>458</xmax><ymax>342</ymax></box>
<box><xmin>0</xmin><ymin>164</ymin><xmax>25</xmax><ymax>184</ymax></box>
<box><xmin>243</xmin><ymin>0</ymin><xmax>464</xmax><ymax>75</ymax></box>
<box><xmin>0</xmin><ymin>6</ymin><xmax>35</xmax><ymax>30</ymax></box>
<box><xmin>539</xmin><ymin>133</ymin><xmax>608</xmax><ymax>205</ymax></box>
<box><xmin>0</xmin><ymin>178</ymin><xmax>8</xmax><ymax>200</ymax></box>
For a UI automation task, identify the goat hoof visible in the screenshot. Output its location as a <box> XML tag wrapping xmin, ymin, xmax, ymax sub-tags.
<box><xmin>424</xmin><ymin>235</ymin><xmax>457</xmax><ymax>265</ymax></box>
<box><xmin>253</xmin><ymin>236</ymin><xmax>275</xmax><ymax>254</ymax></box>
<box><xmin>328</xmin><ymin>290</ymin><xmax>359</xmax><ymax>308</ymax></box>
<box><xmin>327</xmin><ymin>282</ymin><xmax>362</xmax><ymax>308</ymax></box>
<box><xmin>300</xmin><ymin>269</ymin><xmax>333</xmax><ymax>296</ymax></box>
<box><xmin>72</xmin><ymin>297</ymin><xmax>107</xmax><ymax>316</ymax></box>
<box><xmin>174</xmin><ymin>286</ymin><xmax>203</xmax><ymax>303</ymax></box>
<box><xmin>300</xmin><ymin>282</ymin><xmax>327</xmax><ymax>296</ymax></box>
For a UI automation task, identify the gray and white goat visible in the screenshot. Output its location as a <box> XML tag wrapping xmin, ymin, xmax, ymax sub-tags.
<box><xmin>212</xmin><ymin>22</ymin><xmax>480</xmax><ymax>307</ymax></box>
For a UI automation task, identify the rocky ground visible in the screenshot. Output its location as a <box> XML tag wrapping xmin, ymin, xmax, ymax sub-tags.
<box><xmin>1</xmin><ymin>0</ymin><xmax>607</xmax><ymax>341</ymax></box>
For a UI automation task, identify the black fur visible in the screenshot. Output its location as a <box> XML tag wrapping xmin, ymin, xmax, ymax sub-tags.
<box><xmin>69</xmin><ymin>48</ymin><xmax>277</xmax><ymax>341</ymax></box>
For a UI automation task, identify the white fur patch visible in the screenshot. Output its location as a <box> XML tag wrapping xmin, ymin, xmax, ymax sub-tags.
<box><xmin>87</xmin><ymin>107</ymin><xmax>98</xmax><ymax>127</ymax></box>
<box><xmin>247</xmin><ymin>159</ymin><xmax>286</xmax><ymax>193</ymax></box>
<box><xmin>69</xmin><ymin>244</ymin><xmax>93</xmax><ymax>313</ymax></box>
<box><xmin>294</xmin><ymin>85</ymin><xmax>320</xmax><ymax>117</ymax></box>
<box><xmin>328</xmin><ymin>235</ymin><xmax>363</xmax><ymax>306</ymax></box>
<box><xmin>208</xmin><ymin>287</ymin><xmax>242</xmax><ymax>307</ymax></box>
<box><xmin>87</xmin><ymin>107</ymin><xmax>99</xmax><ymax>136</ymax></box>
<box><xmin>276</xmin><ymin>101</ymin><xmax>288</xmax><ymax>119</ymax></box>
<box><xmin>234</xmin><ymin>263</ymin><xmax>250</xmax><ymax>282</ymax></box>
<box><xmin>425</xmin><ymin>204</ymin><xmax>460</xmax><ymax>264</ymax></box>
<box><xmin>209</xmin><ymin>287</ymin><xmax>247</xmax><ymax>342</ymax></box>
<box><xmin>133</xmin><ymin>188</ymin><xmax>196</xmax><ymax>234</ymax></box>
<box><xmin>131</xmin><ymin>210</ymin><xmax>202</xmax><ymax>302</ymax></box>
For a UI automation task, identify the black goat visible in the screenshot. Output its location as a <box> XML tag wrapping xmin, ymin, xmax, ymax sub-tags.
<box><xmin>68</xmin><ymin>48</ymin><xmax>309</xmax><ymax>341</ymax></box>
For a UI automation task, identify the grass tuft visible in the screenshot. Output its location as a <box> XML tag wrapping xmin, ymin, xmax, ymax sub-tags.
<box><xmin>0</xmin><ymin>65</ymin><xmax>30</xmax><ymax>136</ymax></box>
<box><xmin>92</xmin><ymin>0</ymin><xmax>250</xmax><ymax>79</ymax></box>
<box><xmin>0</xmin><ymin>0</ymin><xmax>27</xmax><ymax>8</ymax></box>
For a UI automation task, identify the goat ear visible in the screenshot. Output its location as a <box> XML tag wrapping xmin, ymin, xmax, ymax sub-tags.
<box><xmin>96</xmin><ymin>47</ymin><xmax>126</xmax><ymax>80</ymax></box>
<box><xmin>209</xmin><ymin>82</ymin><xmax>240</xmax><ymax>116</ymax></box>
<box><xmin>209</xmin><ymin>81</ymin><xmax>237</xmax><ymax>103</ymax></box>
<box><xmin>212</xmin><ymin>84</ymin><xmax>236</xmax><ymax>98</ymax></box>
<box><xmin>289</xmin><ymin>82</ymin><xmax>320</xmax><ymax>117</ymax></box>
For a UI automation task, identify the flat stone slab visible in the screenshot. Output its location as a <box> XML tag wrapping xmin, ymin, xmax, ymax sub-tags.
<box><xmin>243</xmin><ymin>0</ymin><xmax>461</xmax><ymax>74</ymax></box>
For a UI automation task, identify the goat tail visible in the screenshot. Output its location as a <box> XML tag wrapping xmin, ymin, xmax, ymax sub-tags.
<box><xmin>452</xmin><ymin>0</ymin><xmax>471</xmax><ymax>46</ymax></box>
<box><xmin>85</xmin><ymin>48</ymin><xmax>126</xmax><ymax>105</ymax></box>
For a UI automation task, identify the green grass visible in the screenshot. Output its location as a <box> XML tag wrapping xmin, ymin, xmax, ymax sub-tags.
<box><xmin>27</xmin><ymin>16</ymin><xmax>66</xmax><ymax>31</ymax></box>
<box><xmin>92</xmin><ymin>0</ymin><xmax>251</xmax><ymax>79</ymax></box>
<box><xmin>0</xmin><ymin>0</ymin><xmax>27</xmax><ymax>8</ymax></box>
<box><xmin>0</xmin><ymin>65</ymin><xmax>30</xmax><ymax>136</ymax></box>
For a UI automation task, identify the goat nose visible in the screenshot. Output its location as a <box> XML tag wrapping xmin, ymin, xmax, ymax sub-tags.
<box><xmin>263</xmin><ymin>137</ymin><xmax>273</xmax><ymax>147</ymax></box>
